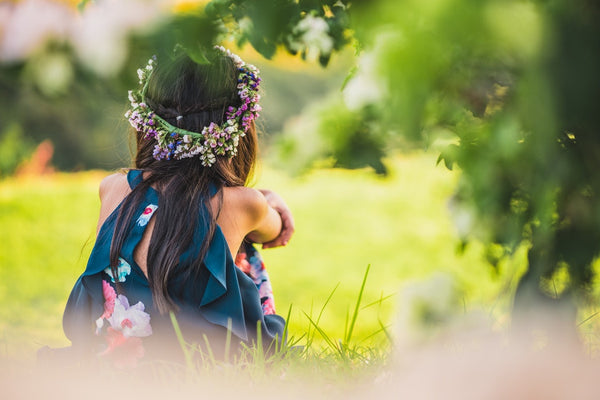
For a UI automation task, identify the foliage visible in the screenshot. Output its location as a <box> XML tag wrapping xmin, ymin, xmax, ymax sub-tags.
<box><xmin>164</xmin><ymin>264</ymin><xmax>389</xmax><ymax>382</ymax></box>
<box><xmin>205</xmin><ymin>0</ymin><xmax>349</xmax><ymax>65</ymax></box>
<box><xmin>277</xmin><ymin>96</ymin><xmax>388</xmax><ymax>175</ymax></box>
<box><xmin>343</xmin><ymin>0</ymin><xmax>600</xmax><ymax>308</ymax></box>
<box><xmin>0</xmin><ymin>123</ymin><xmax>33</xmax><ymax>176</ymax></box>
<box><xmin>0</xmin><ymin>0</ymin><xmax>349</xmax><ymax>170</ymax></box>
<box><xmin>270</xmin><ymin>0</ymin><xmax>600</xmax><ymax>309</ymax></box>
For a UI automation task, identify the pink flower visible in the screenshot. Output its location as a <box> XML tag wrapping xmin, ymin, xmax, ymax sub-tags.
<box><xmin>262</xmin><ymin>298</ymin><xmax>276</xmax><ymax>316</ymax></box>
<box><xmin>102</xmin><ymin>280</ymin><xmax>117</xmax><ymax>310</ymax></box>
<box><xmin>99</xmin><ymin>327</ymin><xmax>145</xmax><ymax>369</ymax></box>
<box><xmin>95</xmin><ymin>280</ymin><xmax>117</xmax><ymax>333</ymax></box>
<box><xmin>235</xmin><ymin>252</ymin><xmax>252</xmax><ymax>275</ymax></box>
<box><xmin>136</xmin><ymin>204</ymin><xmax>157</xmax><ymax>226</ymax></box>
<box><xmin>95</xmin><ymin>290</ymin><xmax>152</xmax><ymax>368</ymax></box>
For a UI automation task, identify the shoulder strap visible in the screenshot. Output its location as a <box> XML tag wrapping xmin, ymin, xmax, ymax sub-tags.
<box><xmin>127</xmin><ymin>169</ymin><xmax>144</xmax><ymax>189</ymax></box>
<box><xmin>208</xmin><ymin>182</ymin><xmax>219</xmax><ymax>197</ymax></box>
<box><xmin>81</xmin><ymin>171</ymin><xmax>159</xmax><ymax>279</ymax></box>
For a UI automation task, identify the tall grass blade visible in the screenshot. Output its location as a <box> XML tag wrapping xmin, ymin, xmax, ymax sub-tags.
<box><xmin>285</xmin><ymin>332</ymin><xmax>306</xmax><ymax>349</ymax></box>
<box><xmin>358</xmin><ymin>320</ymin><xmax>392</xmax><ymax>345</ymax></box>
<box><xmin>305</xmin><ymin>300</ymin><xmax>315</xmax><ymax>350</ymax></box>
<box><xmin>344</xmin><ymin>264</ymin><xmax>370</xmax><ymax>346</ymax></box>
<box><xmin>169</xmin><ymin>311</ymin><xmax>195</xmax><ymax>371</ymax></box>
<box><xmin>317</xmin><ymin>282</ymin><xmax>340</xmax><ymax>326</ymax></box>
<box><xmin>378</xmin><ymin>318</ymin><xmax>394</xmax><ymax>345</ymax></box>
<box><xmin>303</xmin><ymin>311</ymin><xmax>338</xmax><ymax>353</ymax></box>
<box><xmin>202</xmin><ymin>334</ymin><xmax>217</xmax><ymax>367</ymax></box>
<box><xmin>254</xmin><ymin>321</ymin><xmax>265</xmax><ymax>373</ymax></box>
<box><xmin>343</xmin><ymin>306</ymin><xmax>349</xmax><ymax>348</ymax></box>
<box><xmin>305</xmin><ymin>284</ymin><xmax>339</xmax><ymax>351</ymax></box>
<box><xmin>224</xmin><ymin>318</ymin><xmax>232</xmax><ymax>363</ymax></box>
<box><xmin>578</xmin><ymin>311</ymin><xmax>600</xmax><ymax>327</ymax></box>
<box><xmin>279</xmin><ymin>304</ymin><xmax>293</xmax><ymax>354</ymax></box>
<box><xmin>361</xmin><ymin>292</ymin><xmax>395</xmax><ymax>310</ymax></box>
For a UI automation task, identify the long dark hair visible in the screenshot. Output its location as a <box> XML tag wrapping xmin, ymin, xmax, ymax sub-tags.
<box><xmin>110</xmin><ymin>50</ymin><xmax>258</xmax><ymax>313</ymax></box>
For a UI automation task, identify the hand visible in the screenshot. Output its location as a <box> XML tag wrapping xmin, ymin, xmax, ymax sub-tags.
<box><xmin>260</xmin><ymin>189</ymin><xmax>295</xmax><ymax>249</ymax></box>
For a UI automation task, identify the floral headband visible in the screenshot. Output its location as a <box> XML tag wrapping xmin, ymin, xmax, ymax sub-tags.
<box><xmin>125</xmin><ymin>46</ymin><xmax>262</xmax><ymax>166</ymax></box>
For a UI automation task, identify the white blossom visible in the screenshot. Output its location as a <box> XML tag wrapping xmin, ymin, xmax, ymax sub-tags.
<box><xmin>291</xmin><ymin>15</ymin><xmax>334</xmax><ymax>62</ymax></box>
<box><xmin>106</xmin><ymin>295</ymin><xmax>152</xmax><ymax>338</ymax></box>
<box><xmin>0</xmin><ymin>0</ymin><xmax>73</xmax><ymax>62</ymax></box>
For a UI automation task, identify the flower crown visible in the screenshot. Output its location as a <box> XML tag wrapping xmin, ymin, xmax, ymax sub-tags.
<box><xmin>125</xmin><ymin>46</ymin><xmax>261</xmax><ymax>166</ymax></box>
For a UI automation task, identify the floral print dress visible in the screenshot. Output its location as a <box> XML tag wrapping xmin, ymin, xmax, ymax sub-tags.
<box><xmin>62</xmin><ymin>170</ymin><xmax>284</xmax><ymax>367</ymax></box>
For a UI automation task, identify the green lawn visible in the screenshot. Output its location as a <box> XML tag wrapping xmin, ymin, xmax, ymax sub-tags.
<box><xmin>0</xmin><ymin>152</ymin><xmax>520</xmax><ymax>360</ymax></box>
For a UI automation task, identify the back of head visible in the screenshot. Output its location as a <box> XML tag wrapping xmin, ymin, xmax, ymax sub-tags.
<box><xmin>114</xmin><ymin>48</ymin><xmax>261</xmax><ymax>313</ymax></box>
<box><xmin>135</xmin><ymin>49</ymin><xmax>258</xmax><ymax>189</ymax></box>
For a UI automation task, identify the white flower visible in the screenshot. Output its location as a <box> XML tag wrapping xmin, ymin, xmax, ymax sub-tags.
<box><xmin>447</xmin><ymin>196</ymin><xmax>475</xmax><ymax>238</ymax></box>
<box><xmin>291</xmin><ymin>15</ymin><xmax>334</xmax><ymax>62</ymax></box>
<box><xmin>71</xmin><ymin>0</ymin><xmax>164</xmax><ymax>77</ymax></box>
<box><xmin>0</xmin><ymin>0</ymin><xmax>72</xmax><ymax>62</ymax></box>
<box><xmin>342</xmin><ymin>51</ymin><xmax>386</xmax><ymax>110</ymax></box>
<box><xmin>107</xmin><ymin>295</ymin><xmax>152</xmax><ymax>338</ymax></box>
<box><xmin>343</xmin><ymin>30</ymin><xmax>403</xmax><ymax>110</ymax></box>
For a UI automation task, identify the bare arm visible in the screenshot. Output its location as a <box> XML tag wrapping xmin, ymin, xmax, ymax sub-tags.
<box><xmin>217</xmin><ymin>187</ymin><xmax>282</xmax><ymax>253</ymax></box>
<box><xmin>244</xmin><ymin>189</ymin><xmax>283</xmax><ymax>244</ymax></box>
<box><xmin>258</xmin><ymin>189</ymin><xmax>295</xmax><ymax>249</ymax></box>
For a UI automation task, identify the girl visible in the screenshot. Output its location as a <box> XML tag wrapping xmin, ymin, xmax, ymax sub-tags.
<box><xmin>62</xmin><ymin>46</ymin><xmax>294</xmax><ymax>367</ymax></box>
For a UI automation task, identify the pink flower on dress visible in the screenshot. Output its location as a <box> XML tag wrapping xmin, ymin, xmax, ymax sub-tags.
<box><xmin>261</xmin><ymin>298</ymin><xmax>276</xmax><ymax>316</ymax></box>
<box><xmin>235</xmin><ymin>252</ymin><xmax>252</xmax><ymax>275</ymax></box>
<box><xmin>136</xmin><ymin>204</ymin><xmax>157</xmax><ymax>226</ymax></box>
<box><xmin>235</xmin><ymin>249</ymin><xmax>276</xmax><ymax>315</ymax></box>
<box><xmin>95</xmin><ymin>280</ymin><xmax>152</xmax><ymax>368</ymax></box>
<box><xmin>95</xmin><ymin>280</ymin><xmax>116</xmax><ymax>333</ymax></box>
<box><xmin>106</xmin><ymin>294</ymin><xmax>152</xmax><ymax>338</ymax></box>
<box><xmin>100</xmin><ymin>328</ymin><xmax>145</xmax><ymax>369</ymax></box>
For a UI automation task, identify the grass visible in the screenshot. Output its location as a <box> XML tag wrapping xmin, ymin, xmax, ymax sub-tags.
<box><xmin>0</xmin><ymin>171</ymin><xmax>103</xmax><ymax>355</ymax></box>
<box><xmin>4</xmin><ymin>152</ymin><xmax>600</xmax><ymax>399</ymax></box>
<box><xmin>138</xmin><ymin>265</ymin><xmax>390</xmax><ymax>387</ymax></box>
<box><xmin>257</xmin><ymin>153</ymin><xmax>525</xmax><ymax>341</ymax></box>
<box><xmin>0</xmin><ymin>151</ymin><xmax>523</xmax><ymax>364</ymax></box>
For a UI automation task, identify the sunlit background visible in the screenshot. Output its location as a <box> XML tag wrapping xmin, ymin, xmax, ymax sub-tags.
<box><xmin>1</xmin><ymin>1</ymin><xmax>600</xmax><ymax>391</ymax></box>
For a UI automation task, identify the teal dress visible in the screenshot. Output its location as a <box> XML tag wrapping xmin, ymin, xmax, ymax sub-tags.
<box><xmin>63</xmin><ymin>170</ymin><xmax>285</xmax><ymax>366</ymax></box>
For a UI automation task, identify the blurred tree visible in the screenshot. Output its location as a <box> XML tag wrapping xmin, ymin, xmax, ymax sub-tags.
<box><xmin>218</xmin><ymin>0</ymin><xmax>600</xmax><ymax>312</ymax></box>
<box><xmin>0</xmin><ymin>0</ymin><xmax>346</xmax><ymax>172</ymax></box>
<box><xmin>363</xmin><ymin>0</ymin><xmax>600</xmax><ymax>313</ymax></box>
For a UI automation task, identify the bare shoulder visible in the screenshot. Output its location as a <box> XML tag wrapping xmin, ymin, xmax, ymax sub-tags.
<box><xmin>99</xmin><ymin>171</ymin><xmax>130</xmax><ymax>201</ymax></box>
<box><xmin>217</xmin><ymin>186</ymin><xmax>282</xmax><ymax>249</ymax></box>
<box><xmin>96</xmin><ymin>172</ymin><xmax>132</xmax><ymax>233</ymax></box>
<box><xmin>221</xmin><ymin>186</ymin><xmax>268</xmax><ymax>222</ymax></box>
